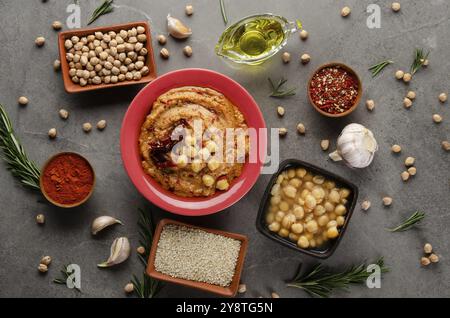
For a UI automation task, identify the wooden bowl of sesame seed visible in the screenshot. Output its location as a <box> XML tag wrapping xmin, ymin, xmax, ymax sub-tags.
<box><xmin>307</xmin><ymin>62</ymin><xmax>362</xmax><ymax>118</ymax></box>
<box><xmin>146</xmin><ymin>219</ymin><xmax>248</xmax><ymax>297</ymax></box>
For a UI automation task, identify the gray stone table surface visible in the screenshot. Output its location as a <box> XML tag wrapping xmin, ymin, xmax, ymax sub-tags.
<box><xmin>0</xmin><ymin>0</ymin><xmax>449</xmax><ymax>298</ymax></box>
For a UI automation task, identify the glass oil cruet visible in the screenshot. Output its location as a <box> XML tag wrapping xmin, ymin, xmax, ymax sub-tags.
<box><xmin>215</xmin><ymin>14</ymin><xmax>302</xmax><ymax>65</ymax></box>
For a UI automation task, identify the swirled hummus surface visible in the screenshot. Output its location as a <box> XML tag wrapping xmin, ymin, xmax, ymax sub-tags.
<box><xmin>139</xmin><ymin>86</ymin><xmax>248</xmax><ymax>197</ymax></box>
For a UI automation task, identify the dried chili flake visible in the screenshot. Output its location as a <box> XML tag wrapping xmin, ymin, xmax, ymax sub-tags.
<box><xmin>309</xmin><ymin>66</ymin><xmax>359</xmax><ymax>114</ymax></box>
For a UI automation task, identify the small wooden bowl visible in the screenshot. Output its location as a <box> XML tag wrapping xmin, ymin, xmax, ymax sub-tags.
<box><xmin>307</xmin><ymin>62</ymin><xmax>362</xmax><ymax>118</ymax></box>
<box><xmin>58</xmin><ymin>21</ymin><xmax>157</xmax><ymax>93</ymax></box>
<box><xmin>40</xmin><ymin>152</ymin><xmax>95</xmax><ymax>208</ymax></box>
<box><xmin>147</xmin><ymin>219</ymin><xmax>249</xmax><ymax>297</ymax></box>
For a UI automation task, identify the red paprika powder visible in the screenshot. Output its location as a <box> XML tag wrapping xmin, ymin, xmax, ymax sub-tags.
<box><xmin>41</xmin><ymin>153</ymin><xmax>95</xmax><ymax>206</ymax></box>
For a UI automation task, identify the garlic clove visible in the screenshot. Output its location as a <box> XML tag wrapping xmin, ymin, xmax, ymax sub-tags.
<box><xmin>91</xmin><ymin>216</ymin><xmax>123</xmax><ymax>235</ymax></box>
<box><xmin>98</xmin><ymin>237</ymin><xmax>131</xmax><ymax>268</ymax></box>
<box><xmin>329</xmin><ymin>150</ymin><xmax>343</xmax><ymax>162</ymax></box>
<box><xmin>167</xmin><ymin>15</ymin><xmax>192</xmax><ymax>39</ymax></box>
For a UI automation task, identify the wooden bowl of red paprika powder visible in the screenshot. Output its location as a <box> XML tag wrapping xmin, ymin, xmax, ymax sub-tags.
<box><xmin>40</xmin><ymin>152</ymin><xmax>95</xmax><ymax>208</ymax></box>
<box><xmin>308</xmin><ymin>62</ymin><xmax>362</xmax><ymax>118</ymax></box>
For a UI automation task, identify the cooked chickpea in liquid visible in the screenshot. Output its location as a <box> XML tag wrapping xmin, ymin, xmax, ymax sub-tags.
<box><xmin>265</xmin><ymin>168</ymin><xmax>350</xmax><ymax>249</ymax></box>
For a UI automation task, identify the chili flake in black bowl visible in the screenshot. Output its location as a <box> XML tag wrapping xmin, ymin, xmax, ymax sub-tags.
<box><xmin>308</xmin><ymin>63</ymin><xmax>362</xmax><ymax>117</ymax></box>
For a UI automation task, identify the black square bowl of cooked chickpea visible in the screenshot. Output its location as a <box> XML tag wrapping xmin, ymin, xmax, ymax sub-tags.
<box><xmin>256</xmin><ymin>159</ymin><xmax>358</xmax><ymax>259</ymax></box>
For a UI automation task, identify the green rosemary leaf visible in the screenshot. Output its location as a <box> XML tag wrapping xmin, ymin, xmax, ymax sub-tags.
<box><xmin>388</xmin><ymin>211</ymin><xmax>425</xmax><ymax>232</ymax></box>
<box><xmin>88</xmin><ymin>0</ymin><xmax>114</xmax><ymax>25</ymax></box>
<box><xmin>410</xmin><ymin>49</ymin><xmax>429</xmax><ymax>75</ymax></box>
<box><xmin>219</xmin><ymin>0</ymin><xmax>228</xmax><ymax>25</ymax></box>
<box><xmin>0</xmin><ymin>104</ymin><xmax>40</xmax><ymax>190</ymax></box>
<box><xmin>369</xmin><ymin>60</ymin><xmax>393</xmax><ymax>77</ymax></box>
<box><xmin>53</xmin><ymin>264</ymin><xmax>81</xmax><ymax>292</ymax></box>
<box><xmin>130</xmin><ymin>208</ymin><xmax>162</xmax><ymax>298</ymax></box>
<box><xmin>268</xmin><ymin>77</ymin><xmax>297</xmax><ymax>98</ymax></box>
<box><xmin>287</xmin><ymin>258</ymin><xmax>389</xmax><ymax>298</ymax></box>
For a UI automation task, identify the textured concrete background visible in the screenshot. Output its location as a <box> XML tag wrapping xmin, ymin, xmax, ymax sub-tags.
<box><xmin>0</xmin><ymin>0</ymin><xmax>449</xmax><ymax>298</ymax></box>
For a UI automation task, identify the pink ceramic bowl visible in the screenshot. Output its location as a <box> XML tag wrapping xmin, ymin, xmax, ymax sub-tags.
<box><xmin>120</xmin><ymin>68</ymin><xmax>266</xmax><ymax>216</ymax></box>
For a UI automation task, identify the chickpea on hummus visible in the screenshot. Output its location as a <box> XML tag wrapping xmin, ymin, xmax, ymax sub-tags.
<box><xmin>139</xmin><ymin>86</ymin><xmax>249</xmax><ymax>197</ymax></box>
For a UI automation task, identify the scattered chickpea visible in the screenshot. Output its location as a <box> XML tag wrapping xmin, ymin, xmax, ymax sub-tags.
<box><xmin>48</xmin><ymin>128</ymin><xmax>57</xmax><ymax>139</ymax></box>
<box><xmin>424</xmin><ymin>243</ymin><xmax>433</xmax><ymax>254</ymax></box>
<box><xmin>136</xmin><ymin>246</ymin><xmax>146</xmax><ymax>255</ymax></box>
<box><xmin>160</xmin><ymin>48</ymin><xmax>170</xmax><ymax>59</ymax></box>
<box><xmin>361</xmin><ymin>200</ymin><xmax>371</xmax><ymax>211</ymax></box>
<box><xmin>341</xmin><ymin>6</ymin><xmax>351</xmax><ymax>17</ymax></box>
<box><xmin>238</xmin><ymin>284</ymin><xmax>247</xmax><ymax>294</ymax></box>
<box><xmin>403</xmin><ymin>73</ymin><xmax>412</xmax><ymax>83</ymax></box>
<box><xmin>82</xmin><ymin>122</ymin><xmax>92</xmax><ymax>133</ymax></box>
<box><xmin>403</xmin><ymin>97</ymin><xmax>412</xmax><ymax>109</ymax></box>
<box><xmin>36</xmin><ymin>214</ymin><xmax>45</xmax><ymax>224</ymax></box>
<box><xmin>271</xmin><ymin>292</ymin><xmax>280</xmax><ymax>298</ymax></box>
<box><xmin>421</xmin><ymin>257</ymin><xmax>431</xmax><ymax>266</ymax></box>
<box><xmin>185</xmin><ymin>4</ymin><xmax>194</xmax><ymax>16</ymax></box>
<box><xmin>53</xmin><ymin>59</ymin><xmax>61</xmax><ymax>71</ymax></box>
<box><xmin>157</xmin><ymin>34</ymin><xmax>167</xmax><ymax>45</ymax></box>
<box><xmin>442</xmin><ymin>141</ymin><xmax>450</xmax><ymax>151</ymax></box>
<box><xmin>299</xmin><ymin>29</ymin><xmax>308</xmax><ymax>40</ymax></box>
<box><xmin>18</xmin><ymin>96</ymin><xmax>29</xmax><ymax>106</ymax></box>
<box><xmin>297</xmin><ymin>123</ymin><xmax>306</xmax><ymax>134</ymax></box>
<box><xmin>401</xmin><ymin>171</ymin><xmax>410</xmax><ymax>182</ymax></box>
<box><xmin>38</xmin><ymin>263</ymin><xmax>48</xmax><ymax>273</ymax></box>
<box><xmin>278</xmin><ymin>128</ymin><xmax>287</xmax><ymax>137</ymax></box>
<box><xmin>407</xmin><ymin>166</ymin><xmax>417</xmax><ymax>176</ymax></box>
<box><xmin>432</xmin><ymin>114</ymin><xmax>442</xmax><ymax>123</ymax></box>
<box><xmin>382</xmin><ymin>196</ymin><xmax>393</xmax><ymax>206</ymax></box>
<box><xmin>366</xmin><ymin>99</ymin><xmax>375</xmax><ymax>111</ymax></box>
<box><xmin>97</xmin><ymin>120</ymin><xmax>107</xmax><ymax>131</ymax></box>
<box><xmin>439</xmin><ymin>93</ymin><xmax>447</xmax><ymax>103</ymax></box>
<box><xmin>35</xmin><ymin>36</ymin><xmax>45</xmax><ymax>47</ymax></box>
<box><xmin>423</xmin><ymin>59</ymin><xmax>429</xmax><ymax>66</ymax></box>
<box><xmin>391</xmin><ymin>144</ymin><xmax>402</xmax><ymax>153</ymax></box>
<box><xmin>406</xmin><ymin>91</ymin><xmax>416</xmax><ymax>100</ymax></box>
<box><xmin>300</xmin><ymin>53</ymin><xmax>311</xmax><ymax>64</ymax></box>
<box><xmin>395</xmin><ymin>70</ymin><xmax>404</xmax><ymax>80</ymax></box>
<box><xmin>52</xmin><ymin>21</ymin><xmax>63</xmax><ymax>30</ymax></box>
<box><xmin>59</xmin><ymin>109</ymin><xmax>69</xmax><ymax>120</ymax></box>
<box><xmin>391</xmin><ymin>2</ymin><xmax>401</xmax><ymax>12</ymax></box>
<box><xmin>277</xmin><ymin>106</ymin><xmax>285</xmax><ymax>116</ymax></box>
<box><xmin>320</xmin><ymin>139</ymin><xmax>330</xmax><ymax>151</ymax></box>
<box><xmin>124</xmin><ymin>283</ymin><xmax>134</xmax><ymax>294</ymax></box>
<box><xmin>405</xmin><ymin>156</ymin><xmax>415</xmax><ymax>167</ymax></box>
<box><xmin>282</xmin><ymin>52</ymin><xmax>291</xmax><ymax>63</ymax></box>
<box><xmin>40</xmin><ymin>256</ymin><xmax>52</xmax><ymax>266</ymax></box>
<box><xmin>429</xmin><ymin>254</ymin><xmax>439</xmax><ymax>263</ymax></box>
<box><xmin>183</xmin><ymin>46</ymin><xmax>193</xmax><ymax>57</ymax></box>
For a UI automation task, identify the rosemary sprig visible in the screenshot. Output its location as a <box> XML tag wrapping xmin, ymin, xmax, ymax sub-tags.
<box><xmin>0</xmin><ymin>104</ymin><xmax>40</xmax><ymax>190</ymax></box>
<box><xmin>219</xmin><ymin>0</ymin><xmax>228</xmax><ymax>25</ymax></box>
<box><xmin>410</xmin><ymin>49</ymin><xmax>429</xmax><ymax>75</ymax></box>
<box><xmin>287</xmin><ymin>258</ymin><xmax>389</xmax><ymax>298</ymax></box>
<box><xmin>369</xmin><ymin>59</ymin><xmax>393</xmax><ymax>77</ymax></box>
<box><xmin>388</xmin><ymin>211</ymin><xmax>425</xmax><ymax>232</ymax></box>
<box><xmin>88</xmin><ymin>0</ymin><xmax>114</xmax><ymax>25</ymax></box>
<box><xmin>53</xmin><ymin>264</ymin><xmax>81</xmax><ymax>292</ymax></box>
<box><xmin>131</xmin><ymin>208</ymin><xmax>162</xmax><ymax>298</ymax></box>
<box><xmin>268</xmin><ymin>77</ymin><xmax>297</xmax><ymax>98</ymax></box>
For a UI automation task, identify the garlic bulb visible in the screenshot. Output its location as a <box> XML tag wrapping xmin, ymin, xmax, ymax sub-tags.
<box><xmin>91</xmin><ymin>216</ymin><xmax>123</xmax><ymax>235</ymax></box>
<box><xmin>329</xmin><ymin>123</ymin><xmax>378</xmax><ymax>168</ymax></box>
<box><xmin>97</xmin><ymin>237</ymin><xmax>131</xmax><ymax>268</ymax></box>
<box><xmin>167</xmin><ymin>15</ymin><xmax>192</xmax><ymax>39</ymax></box>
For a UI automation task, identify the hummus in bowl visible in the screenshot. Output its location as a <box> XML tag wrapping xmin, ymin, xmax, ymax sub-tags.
<box><xmin>120</xmin><ymin>68</ymin><xmax>266</xmax><ymax>216</ymax></box>
<box><xmin>139</xmin><ymin>86</ymin><xmax>249</xmax><ymax>197</ymax></box>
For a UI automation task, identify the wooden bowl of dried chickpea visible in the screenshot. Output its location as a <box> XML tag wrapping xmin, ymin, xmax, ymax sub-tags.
<box><xmin>256</xmin><ymin>159</ymin><xmax>358</xmax><ymax>259</ymax></box>
<box><xmin>58</xmin><ymin>21</ymin><xmax>157</xmax><ymax>93</ymax></box>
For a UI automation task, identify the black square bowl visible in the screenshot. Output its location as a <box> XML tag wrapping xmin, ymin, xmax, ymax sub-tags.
<box><xmin>256</xmin><ymin>159</ymin><xmax>358</xmax><ymax>259</ymax></box>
